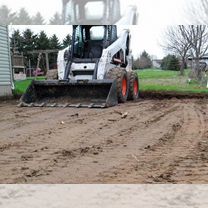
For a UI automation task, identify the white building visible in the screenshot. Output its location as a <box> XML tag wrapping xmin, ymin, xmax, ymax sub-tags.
<box><xmin>0</xmin><ymin>25</ymin><xmax>13</xmax><ymax>97</ymax></box>
<box><xmin>152</xmin><ymin>59</ymin><xmax>162</xmax><ymax>69</ymax></box>
<box><xmin>188</xmin><ymin>54</ymin><xmax>208</xmax><ymax>68</ymax></box>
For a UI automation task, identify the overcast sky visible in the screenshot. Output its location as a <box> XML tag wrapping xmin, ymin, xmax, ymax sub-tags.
<box><xmin>2</xmin><ymin>0</ymin><xmax>191</xmax><ymax>58</ymax></box>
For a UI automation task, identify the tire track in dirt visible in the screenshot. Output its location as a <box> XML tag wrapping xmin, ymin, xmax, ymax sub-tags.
<box><xmin>0</xmin><ymin>100</ymin><xmax>179</xmax><ymax>183</ymax></box>
<box><xmin>1</xmin><ymin>99</ymin><xmax>207</xmax><ymax>183</ymax></box>
<box><xmin>13</xmin><ymin>102</ymin><xmax>182</xmax><ymax>183</ymax></box>
<box><xmin>94</xmin><ymin>114</ymin><xmax>184</xmax><ymax>183</ymax></box>
<box><xmin>151</xmin><ymin>104</ymin><xmax>206</xmax><ymax>183</ymax></box>
<box><xmin>0</xmin><ymin>100</ymin><xmax>164</xmax><ymax>151</ymax></box>
<box><xmin>97</xmin><ymin>102</ymin><xmax>208</xmax><ymax>184</ymax></box>
<box><xmin>167</xmin><ymin>104</ymin><xmax>208</xmax><ymax>183</ymax></box>
<box><xmin>0</xmin><ymin>100</ymin><xmax>160</xmax><ymax>183</ymax></box>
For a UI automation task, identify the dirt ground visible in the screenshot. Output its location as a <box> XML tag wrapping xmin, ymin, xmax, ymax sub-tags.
<box><xmin>0</xmin><ymin>98</ymin><xmax>208</xmax><ymax>184</ymax></box>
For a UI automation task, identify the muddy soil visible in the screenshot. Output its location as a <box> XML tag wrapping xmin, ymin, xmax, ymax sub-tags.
<box><xmin>0</xmin><ymin>98</ymin><xmax>208</xmax><ymax>184</ymax></box>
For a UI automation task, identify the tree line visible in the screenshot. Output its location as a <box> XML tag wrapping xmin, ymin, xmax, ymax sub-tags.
<box><xmin>133</xmin><ymin>51</ymin><xmax>153</xmax><ymax>69</ymax></box>
<box><xmin>11</xmin><ymin>29</ymin><xmax>72</xmax><ymax>71</ymax></box>
<box><xmin>163</xmin><ymin>25</ymin><xmax>208</xmax><ymax>80</ymax></box>
<box><xmin>0</xmin><ymin>5</ymin><xmax>63</xmax><ymax>25</ymax></box>
<box><xmin>134</xmin><ymin>25</ymin><xmax>208</xmax><ymax>82</ymax></box>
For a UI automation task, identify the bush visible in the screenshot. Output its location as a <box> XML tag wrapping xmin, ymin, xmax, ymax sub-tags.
<box><xmin>161</xmin><ymin>55</ymin><xmax>180</xmax><ymax>71</ymax></box>
<box><xmin>133</xmin><ymin>51</ymin><xmax>152</xmax><ymax>69</ymax></box>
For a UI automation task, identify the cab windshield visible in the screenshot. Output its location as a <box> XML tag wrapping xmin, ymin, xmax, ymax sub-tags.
<box><xmin>72</xmin><ymin>26</ymin><xmax>106</xmax><ymax>59</ymax></box>
<box><xmin>65</xmin><ymin>0</ymin><xmax>106</xmax><ymax>24</ymax></box>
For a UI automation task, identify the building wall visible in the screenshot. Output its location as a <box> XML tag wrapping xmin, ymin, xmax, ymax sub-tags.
<box><xmin>0</xmin><ymin>26</ymin><xmax>13</xmax><ymax>97</ymax></box>
<box><xmin>187</xmin><ymin>58</ymin><xmax>208</xmax><ymax>69</ymax></box>
<box><xmin>152</xmin><ymin>60</ymin><xmax>162</xmax><ymax>69</ymax></box>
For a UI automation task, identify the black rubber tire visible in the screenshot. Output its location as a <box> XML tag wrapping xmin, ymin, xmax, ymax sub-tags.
<box><xmin>127</xmin><ymin>71</ymin><xmax>139</xmax><ymax>100</ymax></box>
<box><xmin>106</xmin><ymin>68</ymin><xmax>129</xmax><ymax>103</ymax></box>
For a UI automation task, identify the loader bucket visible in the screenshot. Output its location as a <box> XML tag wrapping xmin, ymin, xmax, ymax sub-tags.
<box><xmin>19</xmin><ymin>79</ymin><xmax>118</xmax><ymax>108</ymax></box>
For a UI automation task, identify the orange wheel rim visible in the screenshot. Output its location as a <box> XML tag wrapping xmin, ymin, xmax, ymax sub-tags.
<box><xmin>122</xmin><ymin>77</ymin><xmax>127</xmax><ymax>96</ymax></box>
<box><xmin>134</xmin><ymin>80</ymin><xmax>138</xmax><ymax>96</ymax></box>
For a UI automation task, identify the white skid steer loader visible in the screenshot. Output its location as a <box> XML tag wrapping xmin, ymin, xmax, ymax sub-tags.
<box><xmin>62</xmin><ymin>0</ymin><xmax>138</xmax><ymax>25</ymax></box>
<box><xmin>20</xmin><ymin>25</ymin><xmax>139</xmax><ymax>108</ymax></box>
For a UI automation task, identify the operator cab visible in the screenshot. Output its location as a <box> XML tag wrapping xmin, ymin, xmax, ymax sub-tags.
<box><xmin>62</xmin><ymin>0</ymin><xmax>121</xmax><ymax>25</ymax></box>
<box><xmin>65</xmin><ymin>25</ymin><xmax>118</xmax><ymax>80</ymax></box>
<box><xmin>72</xmin><ymin>25</ymin><xmax>117</xmax><ymax>61</ymax></box>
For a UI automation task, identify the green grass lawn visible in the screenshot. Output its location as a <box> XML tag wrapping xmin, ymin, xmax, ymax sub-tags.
<box><xmin>137</xmin><ymin>68</ymin><xmax>208</xmax><ymax>94</ymax></box>
<box><xmin>14</xmin><ymin>77</ymin><xmax>46</xmax><ymax>96</ymax></box>
<box><xmin>14</xmin><ymin>69</ymin><xmax>208</xmax><ymax>96</ymax></box>
<box><xmin>138</xmin><ymin>69</ymin><xmax>179</xmax><ymax>79</ymax></box>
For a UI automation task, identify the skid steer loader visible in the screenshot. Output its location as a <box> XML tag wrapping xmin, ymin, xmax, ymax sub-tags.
<box><xmin>20</xmin><ymin>25</ymin><xmax>139</xmax><ymax>108</ymax></box>
<box><xmin>62</xmin><ymin>0</ymin><xmax>138</xmax><ymax>25</ymax></box>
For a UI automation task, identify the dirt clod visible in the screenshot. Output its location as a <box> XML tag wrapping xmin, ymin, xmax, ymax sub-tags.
<box><xmin>121</xmin><ymin>112</ymin><xmax>128</xmax><ymax>119</ymax></box>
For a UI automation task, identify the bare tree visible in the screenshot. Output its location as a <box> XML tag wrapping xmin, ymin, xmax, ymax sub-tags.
<box><xmin>163</xmin><ymin>26</ymin><xmax>191</xmax><ymax>75</ymax></box>
<box><xmin>187</xmin><ymin>0</ymin><xmax>208</xmax><ymax>24</ymax></box>
<box><xmin>180</xmin><ymin>25</ymin><xmax>208</xmax><ymax>80</ymax></box>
